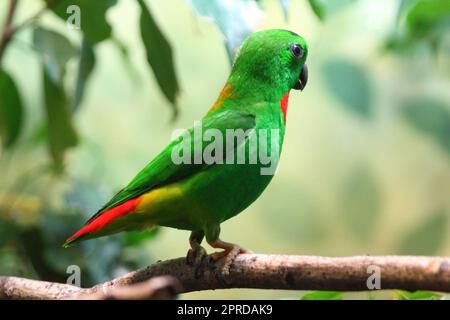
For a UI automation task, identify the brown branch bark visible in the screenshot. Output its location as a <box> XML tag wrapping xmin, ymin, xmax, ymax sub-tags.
<box><xmin>0</xmin><ymin>0</ymin><xmax>18</xmax><ymax>63</ymax></box>
<box><xmin>1</xmin><ymin>254</ymin><xmax>449</xmax><ymax>299</ymax></box>
<box><xmin>0</xmin><ymin>0</ymin><xmax>59</xmax><ymax>65</ymax></box>
<box><xmin>71</xmin><ymin>276</ymin><xmax>182</xmax><ymax>300</ymax></box>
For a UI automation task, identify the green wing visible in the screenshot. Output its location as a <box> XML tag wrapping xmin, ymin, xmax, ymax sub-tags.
<box><xmin>86</xmin><ymin>110</ymin><xmax>256</xmax><ymax>223</ymax></box>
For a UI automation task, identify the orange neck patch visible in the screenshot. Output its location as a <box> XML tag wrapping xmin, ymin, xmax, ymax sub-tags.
<box><xmin>209</xmin><ymin>83</ymin><xmax>235</xmax><ymax>112</ymax></box>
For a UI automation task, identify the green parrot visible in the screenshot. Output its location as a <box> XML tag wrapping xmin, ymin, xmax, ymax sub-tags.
<box><xmin>64</xmin><ymin>29</ymin><xmax>308</xmax><ymax>275</ymax></box>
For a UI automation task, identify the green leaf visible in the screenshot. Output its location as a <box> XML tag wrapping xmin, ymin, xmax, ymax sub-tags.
<box><xmin>387</xmin><ymin>0</ymin><xmax>450</xmax><ymax>54</ymax></box>
<box><xmin>42</xmin><ymin>66</ymin><xmax>78</xmax><ymax>170</ymax></box>
<box><xmin>402</xmin><ymin>97</ymin><xmax>450</xmax><ymax>155</ymax></box>
<box><xmin>19</xmin><ymin>227</ymin><xmax>68</xmax><ymax>282</ymax></box>
<box><xmin>111</xmin><ymin>36</ymin><xmax>140</xmax><ymax>83</ymax></box>
<box><xmin>322</xmin><ymin>59</ymin><xmax>373</xmax><ymax>119</ymax></box>
<box><xmin>46</xmin><ymin>0</ymin><xmax>118</xmax><ymax>45</ymax></box>
<box><xmin>301</xmin><ymin>291</ymin><xmax>343</xmax><ymax>300</ymax></box>
<box><xmin>187</xmin><ymin>0</ymin><xmax>264</xmax><ymax>62</ymax></box>
<box><xmin>394</xmin><ymin>290</ymin><xmax>443</xmax><ymax>300</ymax></box>
<box><xmin>396</xmin><ymin>0</ymin><xmax>416</xmax><ymax>22</ymax></box>
<box><xmin>398</xmin><ymin>210</ymin><xmax>448</xmax><ymax>255</ymax></box>
<box><xmin>307</xmin><ymin>0</ymin><xmax>357</xmax><ymax>21</ymax></box>
<box><xmin>0</xmin><ymin>216</ymin><xmax>23</xmax><ymax>247</ymax></box>
<box><xmin>0</xmin><ymin>69</ymin><xmax>24</xmax><ymax>148</ymax></box>
<box><xmin>137</xmin><ymin>0</ymin><xmax>180</xmax><ymax>113</ymax></box>
<box><xmin>308</xmin><ymin>0</ymin><xmax>325</xmax><ymax>21</ymax></box>
<box><xmin>73</xmin><ymin>39</ymin><xmax>96</xmax><ymax>110</ymax></box>
<box><xmin>339</xmin><ymin>166</ymin><xmax>381</xmax><ymax>242</ymax></box>
<box><xmin>33</xmin><ymin>28</ymin><xmax>78</xmax><ymax>169</ymax></box>
<box><xmin>406</xmin><ymin>0</ymin><xmax>450</xmax><ymax>40</ymax></box>
<box><xmin>29</xmin><ymin>123</ymin><xmax>48</xmax><ymax>144</ymax></box>
<box><xmin>32</xmin><ymin>27</ymin><xmax>77</xmax><ymax>83</ymax></box>
<box><xmin>279</xmin><ymin>0</ymin><xmax>290</xmax><ymax>20</ymax></box>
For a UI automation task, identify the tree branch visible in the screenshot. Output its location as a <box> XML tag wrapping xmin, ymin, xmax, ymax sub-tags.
<box><xmin>0</xmin><ymin>0</ymin><xmax>59</xmax><ymax>65</ymax></box>
<box><xmin>13</xmin><ymin>0</ymin><xmax>59</xmax><ymax>33</ymax></box>
<box><xmin>0</xmin><ymin>0</ymin><xmax>18</xmax><ymax>64</ymax></box>
<box><xmin>71</xmin><ymin>276</ymin><xmax>182</xmax><ymax>300</ymax></box>
<box><xmin>1</xmin><ymin>254</ymin><xmax>449</xmax><ymax>299</ymax></box>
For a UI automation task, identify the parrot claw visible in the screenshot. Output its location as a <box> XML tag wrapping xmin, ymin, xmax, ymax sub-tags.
<box><xmin>186</xmin><ymin>246</ymin><xmax>208</xmax><ymax>278</ymax></box>
<box><xmin>209</xmin><ymin>246</ymin><xmax>249</xmax><ymax>274</ymax></box>
<box><xmin>204</xmin><ymin>255</ymin><xmax>231</xmax><ymax>286</ymax></box>
<box><xmin>205</xmin><ymin>254</ymin><xmax>217</xmax><ymax>268</ymax></box>
<box><xmin>218</xmin><ymin>245</ymin><xmax>241</xmax><ymax>276</ymax></box>
<box><xmin>206</xmin><ymin>242</ymin><xmax>250</xmax><ymax>285</ymax></box>
<box><xmin>186</xmin><ymin>230</ymin><xmax>207</xmax><ymax>278</ymax></box>
<box><xmin>186</xmin><ymin>246</ymin><xmax>206</xmax><ymax>265</ymax></box>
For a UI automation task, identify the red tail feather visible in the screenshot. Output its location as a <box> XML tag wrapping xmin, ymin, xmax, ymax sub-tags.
<box><xmin>63</xmin><ymin>197</ymin><xmax>141</xmax><ymax>247</ymax></box>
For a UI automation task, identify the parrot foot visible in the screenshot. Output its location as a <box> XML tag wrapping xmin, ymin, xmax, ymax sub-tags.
<box><xmin>207</xmin><ymin>239</ymin><xmax>251</xmax><ymax>281</ymax></box>
<box><xmin>186</xmin><ymin>245</ymin><xmax>208</xmax><ymax>266</ymax></box>
<box><xmin>186</xmin><ymin>246</ymin><xmax>208</xmax><ymax>278</ymax></box>
<box><xmin>186</xmin><ymin>230</ymin><xmax>207</xmax><ymax>278</ymax></box>
<box><xmin>206</xmin><ymin>256</ymin><xmax>232</xmax><ymax>286</ymax></box>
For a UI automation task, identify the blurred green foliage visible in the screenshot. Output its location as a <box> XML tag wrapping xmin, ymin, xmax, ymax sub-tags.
<box><xmin>322</xmin><ymin>59</ymin><xmax>372</xmax><ymax>119</ymax></box>
<box><xmin>387</xmin><ymin>0</ymin><xmax>450</xmax><ymax>53</ymax></box>
<box><xmin>339</xmin><ymin>166</ymin><xmax>381</xmax><ymax>242</ymax></box>
<box><xmin>46</xmin><ymin>0</ymin><xmax>117</xmax><ymax>45</ymax></box>
<box><xmin>33</xmin><ymin>27</ymin><xmax>77</xmax><ymax>82</ymax></box>
<box><xmin>42</xmin><ymin>57</ymin><xmax>78</xmax><ymax>170</ymax></box>
<box><xmin>394</xmin><ymin>290</ymin><xmax>443</xmax><ymax>300</ymax></box>
<box><xmin>301</xmin><ymin>291</ymin><xmax>343</xmax><ymax>300</ymax></box>
<box><xmin>398</xmin><ymin>209</ymin><xmax>447</xmax><ymax>255</ymax></box>
<box><xmin>402</xmin><ymin>97</ymin><xmax>450</xmax><ymax>155</ymax></box>
<box><xmin>138</xmin><ymin>0</ymin><xmax>179</xmax><ymax>111</ymax></box>
<box><xmin>188</xmin><ymin>0</ymin><xmax>265</xmax><ymax>61</ymax></box>
<box><xmin>73</xmin><ymin>39</ymin><xmax>95</xmax><ymax>110</ymax></box>
<box><xmin>0</xmin><ymin>70</ymin><xmax>23</xmax><ymax>147</ymax></box>
<box><xmin>307</xmin><ymin>0</ymin><xmax>357</xmax><ymax>21</ymax></box>
<box><xmin>0</xmin><ymin>0</ymin><xmax>449</xmax><ymax>299</ymax></box>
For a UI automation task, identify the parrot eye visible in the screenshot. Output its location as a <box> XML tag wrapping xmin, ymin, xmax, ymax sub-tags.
<box><xmin>290</xmin><ymin>44</ymin><xmax>304</xmax><ymax>59</ymax></box>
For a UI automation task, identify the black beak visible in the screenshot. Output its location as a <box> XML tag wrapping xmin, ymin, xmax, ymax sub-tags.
<box><xmin>293</xmin><ymin>64</ymin><xmax>308</xmax><ymax>91</ymax></box>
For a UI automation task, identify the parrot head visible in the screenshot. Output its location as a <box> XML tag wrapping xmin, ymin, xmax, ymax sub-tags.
<box><xmin>229</xmin><ymin>29</ymin><xmax>308</xmax><ymax>99</ymax></box>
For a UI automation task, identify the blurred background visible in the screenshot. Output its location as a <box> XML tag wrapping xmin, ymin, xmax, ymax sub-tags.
<box><xmin>0</xmin><ymin>0</ymin><xmax>449</xmax><ymax>299</ymax></box>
